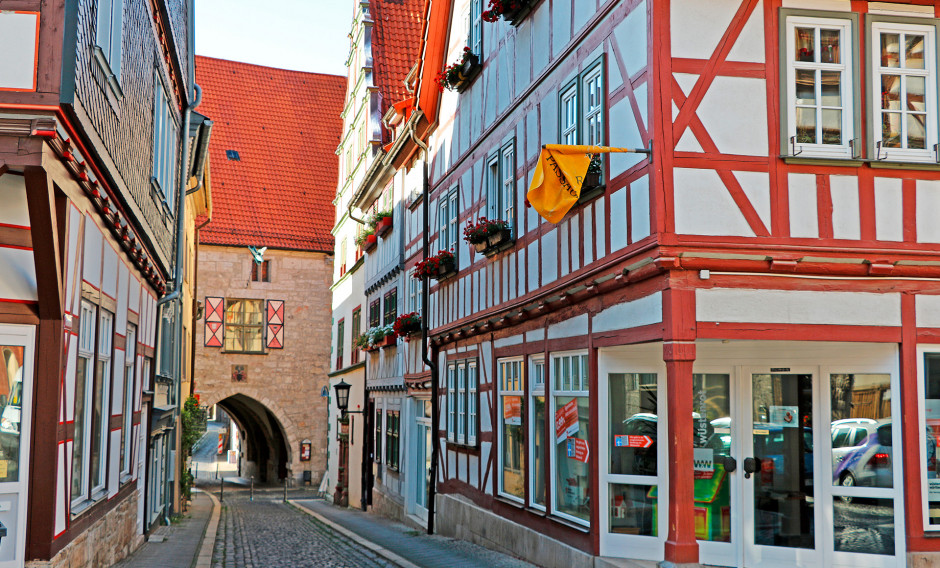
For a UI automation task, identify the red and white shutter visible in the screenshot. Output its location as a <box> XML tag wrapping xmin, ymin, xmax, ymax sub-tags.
<box><xmin>205</xmin><ymin>297</ymin><xmax>224</xmax><ymax>347</ymax></box>
<box><xmin>266</xmin><ymin>300</ymin><xmax>284</xmax><ymax>349</ymax></box>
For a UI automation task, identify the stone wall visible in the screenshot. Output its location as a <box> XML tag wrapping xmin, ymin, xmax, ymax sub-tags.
<box><xmin>194</xmin><ymin>245</ymin><xmax>334</xmax><ymax>485</ymax></box>
<box><xmin>27</xmin><ymin>493</ymin><xmax>142</xmax><ymax>568</ymax></box>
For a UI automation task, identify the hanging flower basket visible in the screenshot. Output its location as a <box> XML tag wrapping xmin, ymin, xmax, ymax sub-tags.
<box><xmin>464</xmin><ymin>218</ymin><xmax>513</xmax><ymax>257</ymax></box>
<box><xmin>435</xmin><ymin>48</ymin><xmax>481</xmax><ymax>93</ymax></box>
<box><xmin>393</xmin><ymin>312</ymin><xmax>421</xmax><ymax>340</ymax></box>
<box><xmin>482</xmin><ymin>0</ymin><xmax>535</xmax><ymax>26</ymax></box>
<box><xmin>412</xmin><ymin>250</ymin><xmax>457</xmax><ymax>281</ymax></box>
<box><xmin>375</xmin><ymin>216</ymin><xmax>393</xmax><ymax>237</ymax></box>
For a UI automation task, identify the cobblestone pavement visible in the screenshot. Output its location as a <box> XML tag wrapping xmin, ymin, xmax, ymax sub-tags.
<box><xmin>211</xmin><ymin>490</ymin><xmax>398</xmax><ymax>568</ymax></box>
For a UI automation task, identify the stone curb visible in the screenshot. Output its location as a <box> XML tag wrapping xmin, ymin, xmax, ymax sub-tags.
<box><xmin>193</xmin><ymin>489</ymin><xmax>221</xmax><ymax>568</ymax></box>
<box><xmin>287</xmin><ymin>500</ymin><xmax>421</xmax><ymax>568</ymax></box>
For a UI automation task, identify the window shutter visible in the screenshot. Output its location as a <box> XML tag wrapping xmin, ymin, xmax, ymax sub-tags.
<box><xmin>266</xmin><ymin>300</ymin><xmax>285</xmax><ymax>349</ymax></box>
<box><xmin>204</xmin><ymin>297</ymin><xmax>223</xmax><ymax>347</ymax></box>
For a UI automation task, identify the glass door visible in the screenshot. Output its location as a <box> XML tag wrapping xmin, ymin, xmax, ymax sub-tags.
<box><xmin>0</xmin><ymin>325</ymin><xmax>35</xmax><ymax>568</ymax></box>
<box><xmin>743</xmin><ymin>372</ymin><xmax>822</xmax><ymax>568</ymax></box>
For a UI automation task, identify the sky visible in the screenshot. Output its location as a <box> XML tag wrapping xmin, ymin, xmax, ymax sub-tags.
<box><xmin>195</xmin><ymin>0</ymin><xmax>352</xmax><ymax>76</ymax></box>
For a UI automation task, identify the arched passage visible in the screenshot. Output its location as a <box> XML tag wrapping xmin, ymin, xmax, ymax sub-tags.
<box><xmin>216</xmin><ymin>394</ymin><xmax>290</xmax><ymax>484</ymax></box>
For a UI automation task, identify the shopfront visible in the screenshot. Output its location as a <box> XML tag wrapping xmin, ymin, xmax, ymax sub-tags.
<box><xmin>599</xmin><ymin>341</ymin><xmax>905</xmax><ymax>568</ymax></box>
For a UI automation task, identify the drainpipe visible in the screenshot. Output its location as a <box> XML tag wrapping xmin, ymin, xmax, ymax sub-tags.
<box><xmin>155</xmin><ymin>82</ymin><xmax>202</xmax><ymax>524</ymax></box>
<box><xmin>410</xmin><ymin>129</ymin><xmax>439</xmax><ymax>535</ymax></box>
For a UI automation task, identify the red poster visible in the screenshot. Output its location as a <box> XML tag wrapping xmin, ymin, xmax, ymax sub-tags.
<box><xmin>566</xmin><ymin>437</ymin><xmax>590</xmax><ymax>463</ymax></box>
<box><xmin>503</xmin><ymin>396</ymin><xmax>522</xmax><ymax>425</ymax></box>
<box><xmin>554</xmin><ymin>399</ymin><xmax>580</xmax><ymax>443</ymax></box>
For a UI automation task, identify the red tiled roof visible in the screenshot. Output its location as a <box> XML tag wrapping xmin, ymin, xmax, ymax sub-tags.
<box><xmin>372</xmin><ymin>0</ymin><xmax>426</xmax><ymax>120</ymax></box>
<box><xmin>195</xmin><ymin>56</ymin><xmax>346</xmax><ymax>252</ymax></box>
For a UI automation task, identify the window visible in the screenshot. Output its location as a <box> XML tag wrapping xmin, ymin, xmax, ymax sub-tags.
<box><xmin>223</xmin><ymin>299</ymin><xmax>264</xmax><ymax>353</ymax></box>
<box><xmin>375</xmin><ymin>408</ymin><xmax>383</xmax><ymax>463</ymax></box>
<box><xmin>152</xmin><ymin>73</ymin><xmax>179</xmax><ymax>211</ymax></box>
<box><xmin>335</xmin><ymin>319</ymin><xmax>344</xmax><ymax>370</ymax></box>
<box><xmin>383</xmin><ymin>289</ymin><xmax>397</xmax><ymax>326</ymax></box>
<box><xmin>386</xmin><ymin>410</ymin><xmax>400</xmax><ymax>470</ymax></box>
<box><xmin>439</xmin><ymin>186</ymin><xmax>459</xmax><ymax>253</ymax></box>
<box><xmin>871</xmin><ymin>21</ymin><xmax>938</xmax><ymax>162</ymax></box>
<box><xmin>90</xmin><ymin>309</ymin><xmax>113</xmax><ymax>494</ymax></box>
<box><xmin>447</xmin><ymin>359</ymin><xmax>477</xmax><ymax>445</ymax></box>
<box><xmin>486</xmin><ymin>141</ymin><xmax>517</xmax><ymax>232</ymax></box>
<box><xmin>529</xmin><ymin>358</ymin><xmax>546</xmax><ymax>510</ymax></box>
<box><xmin>560</xmin><ymin>84</ymin><xmax>579</xmax><ymax>145</ymax></box>
<box><xmin>368</xmin><ymin>300</ymin><xmax>380</xmax><ymax>329</ymax></box>
<box><xmin>498</xmin><ymin>359</ymin><xmax>525</xmax><ymax>501</ymax></box>
<box><xmin>120</xmin><ymin>324</ymin><xmax>136</xmax><ymax>476</ymax></box>
<box><xmin>469</xmin><ymin>0</ymin><xmax>483</xmax><ymax>58</ymax></box>
<box><xmin>552</xmin><ymin>352</ymin><xmax>590</xmax><ymax>525</ymax></box>
<box><xmin>225</xmin><ymin>150</ymin><xmax>240</xmax><ymax>161</ymax></box>
<box><xmin>95</xmin><ymin>0</ymin><xmax>124</xmax><ymax>78</ymax></box>
<box><xmin>251</xmin><ymin>260</ymin><xmax>270</xmax><ymax>282</ymax></box>
<box><xmin>350</xmin><ymin>307</ymin><xmax>361</xmax><ymax>365</ymax></box>
<box><xmin>71</xmin><ymin>301</ymin><xmax>97</xmax><ymax>506</ymax></box>
<box><xmin>407</xmin><ymin>276</ymin><xmax>423</xmax><ymax>315</ymax></box>
<box><xmin>558</xmin><ymin>58</ymin><xmax>607</xmax><ymax>191</ymax></box>
<box><xmin>785</xmin><ymin>16</ymin><xmax>856</xmax><ymax>158</ymax></box>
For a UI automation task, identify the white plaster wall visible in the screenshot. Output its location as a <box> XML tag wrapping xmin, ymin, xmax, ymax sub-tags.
<box><xmin>592</xmin><ymin>292</ymin><xmax>663</xmax><ymax>333</ymax></box>
<box><xmin>83</xmin><ymin>218</ymin><xmax>104</xmax><ymax>289</ymax></box>
<box><xmin>917</xmin><ymin>180</ymin><xmax>940</xmax><ymax>243</ymax></box>
<box><xmin>671</xmin><ymin>0</ymin><xmax>743</xmax><ymax>60</ymax></box>
<box><xmin>610</xmin><ymin>186</ymin><xmax>628</xmax><ymax>251</ymax></box>
<box><xmin>830</xmin><ymin>175</ymin><xmax>861</xmax><ymax>240</ymax></box>
<box><xmin>734</xmin><ymin>171</ymin><xmax>771</xmax><ymax>230</ymax></box>
<box><xmin>697</xmin><ymin>288</ymin><xmax>901</xmax><ymax>326</ymax></box>
<box><xmin>696</xmin><ymin>77</ymin><xmax>768</xmax><ymax>156</ymax></box>
<box><xmin>547</xmin><ymin>313</ymin><xmax>588</xmax><ymax>339</ymax></box>
<box><xmin>0</xmin><ymin>12</ymin><xmax>38</xmax><ymax>90</ymax></box>
<box><xmin>0</xmin><ymin>248</ymin><xmax>36</xmax><ymax>302</ymax></box>
<box><xmin>0</xmin><ymin>175</ymin><xmax>29</xmax><ymax>227</ymax></box>
<box><xmin>788</xmin><ymin>173</ymin><xmax>818</xmax><ymax>238</ymax></box>
<box><xmin>727</xmin><ymin>0</ymin><xmax>766</xmax><ymax>63</ymax></box>
<box><xmin>874</xmin><ymin>177</ymin><xmax>903</xmax><ymax>242</ymax></box>
<box><xmin>916</xmin><ymin>295</ymin><xmax>940</xmax><ymax>328</ymax></box>
<box><xmin>614</xmin><ymin>0</ymin><xmax>648</xmax><ymax>78</ymax></box>
<box><xmin>631</xmin><ymin>175</ymin><xmax>651</xmax><ymax>243</ymax></box>
<box><xmin>674</xmin><ymin>168</ymin><xmax>755</xmax><ymax>236</ymax></box>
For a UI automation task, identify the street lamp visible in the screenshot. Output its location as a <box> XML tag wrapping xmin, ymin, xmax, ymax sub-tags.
<box><xmin>333</xmin><ymin>379</ymin><xmax>363</xmax><ymax>418</ymax></box>
<box><xmin>332</xmin><ymin>379</ymin><xmax>362</xmax><ymax>508</ymax></box>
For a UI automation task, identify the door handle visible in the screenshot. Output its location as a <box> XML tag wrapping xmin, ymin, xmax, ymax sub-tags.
<box><xmin>721</xmin><ymin>455</ymin><xmax>737</xmax><ymax>473</ymax></box>
<box><xmin>743</xmin><ymin>457</ymin><xmax>759</xmax><ymax>479</ymax></box>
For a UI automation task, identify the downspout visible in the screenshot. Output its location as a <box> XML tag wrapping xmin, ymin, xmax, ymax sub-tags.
<box><xmin>155</xmin><ymin>82</ymin><xmax>202</xmax><ymax>524</ymax></box>
<box><xmin>411</xmin><ymin>128</ymin><xmax>439</xmax><ymax>535</ymax></box>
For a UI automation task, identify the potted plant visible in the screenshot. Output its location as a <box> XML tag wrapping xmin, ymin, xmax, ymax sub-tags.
<box><xmin>393</xmin><ymin>312</ymin><xmax>422</xmax><ymax>340</ymax></box>
<box><xmin>578</xmin><ymin>154</ymin><xmax>605</xmax><ymax>203</ymax></box>
<box><xmin>366</xmin><ymin>324</ymin><xmax>396</xmax><ymax>349</ymax></box>
<box><xmin>355</xmin><ymin>333</ymin><xmax>371</xmax><ymax>352</ymax></box>
<box><xmin>372</xmin><ymin>209</ymin><xmax>394</xmax><ymax>237</ymax></box>
<box><xmin>482</xmin><ymin>0</ymin><xmax>534</xmax><ymax>26</ymax></box>
<box><xmin>356</xmin><ymin>228</ymin><xmax>377</xmax><ymax>252</ymax></box>
<box><xmin>412</xmin><ymin>250</ymin><xmax>457</xmax><ymax>281</ymax></box>
<box><xmin>464</xmin><ymin>217</ymin><xmax>512</xmax><ymax>256</ymax></box>
<box><xmin>435</xmin><ymin>47</ymin><xmax>480</xmax><ymax>93</ymax></box>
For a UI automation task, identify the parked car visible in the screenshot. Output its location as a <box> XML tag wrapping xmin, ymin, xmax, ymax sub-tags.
<box><xmin>830</xmin><ymin>419</ymin><xmax>936</xmax><ymax>492</ymax></box>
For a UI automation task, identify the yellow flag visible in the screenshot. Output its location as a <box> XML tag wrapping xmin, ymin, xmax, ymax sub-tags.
<box><xmin>527</xmin><ymin>145</ymin><xmax>643</xmax><ymax>224</ymax></box>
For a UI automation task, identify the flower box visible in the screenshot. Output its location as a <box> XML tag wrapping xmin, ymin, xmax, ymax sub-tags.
<box><xmin>379</xmin><ymin>335</ymin><xmax>397</xmax><ymax>349</ymax></box>
<box><xmin>436</xmin><ymin>48</ymin><xmax>481</xmax><ymax>93</ymax></box>
<box><xmin>473</xmin><ymin>241</ymin><xmax>489</xmax><ymax>253</ymax></box>
<box><xmin>483</xmin><ymin>228</ymin><xmax>514</xmax><ymax>257</ymax></box>
<box><xmin>362</xmin><ymin>233</ymin><xmax>378</xmax><ymax>252</ymax></box>
<box><xmin>433</xmin><ymin>256</ymin><xmax>458</xmax><ymax>281</ymax></box>
<box><xmin>483</xmin><ymin>0</ymin><xmax>537</xmax><ymax>27</ymax></box>
<box><xmin>393</xmin><ymin>313</ymin><xmax>422</xmax><ymax>339</ymax></box>
<box><xmin>375</xmin><ymin>216</ymin><xmax>393</xmax><ymax>237</ymax></box>
<box><xmin>454</xmin><ymin>55</ymin><xmax>482</xmax><ymax>93</ymax></box>
<box><xmin>413</xmin><ymin>251</ymin><xmax>458</xmax><ymax>282</ymax></box>
<box><xmin>577</xmin><ymin>158</ymin><xmax>605</xmax><ymax>204</ymax></box>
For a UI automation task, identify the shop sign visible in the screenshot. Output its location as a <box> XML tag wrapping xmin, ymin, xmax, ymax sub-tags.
<box><xmin>555</xmin><ymin>399</ymin><xmax>580</xmax><ymax>443</ymax></box>
<box><xmin>694</xmin><ymin>447</ymin><xmax>714</xmax><ymax>479</ymax></box>
<box><xmin>614</xmin><ymin>434</ymin><xmax>653</xmax><ymax>449</ymax></box>
<box><xmin>566</xmin><ymin>437</ymin><xmax>590</xmax><ymax>463</ymax></box>
<box><xmin>503</xmin><ymin>396</ymin><xmax>522</xmax><ymax>426</ymax></box>
<box><xmin>770</xmin><ymin>405</ymin><xmax>799</xmax><ymax>427</ymax></box>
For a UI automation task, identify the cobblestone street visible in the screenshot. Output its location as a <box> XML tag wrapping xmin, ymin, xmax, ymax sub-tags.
<box><xmin>211</xmin><ymin>491</ymin><xmax>396</xmax><ymax>568</ymax></box>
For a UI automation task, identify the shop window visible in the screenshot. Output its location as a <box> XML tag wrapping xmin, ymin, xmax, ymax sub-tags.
<box><xmin>386</xmin><ymin>411</ymin><xmax>400</xmax><ymax>470</ymax></box>
<box><xmin>784</xmin><ymin>15</ymin><xmax>857</xmax><ymax>158</ymax></box>
<box><xmin>691</xmin><ymin>373</ymin><xmax>731</xmax><ymax>543</ymax></box>
<box><xmin>498</xmin><ymin>358</ymin><xmax>525</xmax><ymax>502</ymax></box>
<box><xmin>447</xmin><ymin>359</ymin><xmax>477</xmax><ymax>446</ymax></box>
<box><xmin>870</xmin><ymin>21</ymin><xmax>938</xmax><ymax>162</ymax></box>
<box><xmin>529</xmin><ymin>358</ymin><xmax>546</xmax><ymax>510</ymax></box>
<box><xmin>223</xmin><ymin>299</ymin><xmax>264</xmax><ymax>353</ymax></box>
<box><xmin>608</xmin><ymin>372</ymin><xmax>658</xmax><ymax>536</ymax></box>
<box><xmin>552</xmin><ymin>352</ymin><xmax>590</xmax><ymax>525</ymax></box>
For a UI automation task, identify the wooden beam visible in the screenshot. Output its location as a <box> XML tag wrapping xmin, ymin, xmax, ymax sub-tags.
<box><xmin>23</xmin><ymin>166</ymin><xmax>63</xmax><ymax>319</ymax></box>
<box><xmin>0</xmin><ymin>225</ymin><xmax>31</xmax><ymax>249</ymax></box>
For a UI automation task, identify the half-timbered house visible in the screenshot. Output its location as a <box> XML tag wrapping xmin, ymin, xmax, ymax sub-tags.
<box><xmin>410</xmin><ymin>1</ymin><xmax>940</xmax><ymax>567</ymax></box>
<box><xmin>0</xmin><ymin>0</ymin><xmax>204</xmax><ymax>566</ymax></box>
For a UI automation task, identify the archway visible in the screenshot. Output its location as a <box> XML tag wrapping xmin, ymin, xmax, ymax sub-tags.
<box><xmin>215</xmin><ymin>394</ymin><xmax>290</xmax><ymax>484</ymax></box>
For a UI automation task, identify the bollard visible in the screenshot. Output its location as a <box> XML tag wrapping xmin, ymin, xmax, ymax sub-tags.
<box><xmin>283</xmin><ymin>477</ymin><xmax>287</xmax><ymax>502</ymax></box>
<box><xmin>220</xmin><ymin>478</ymin><xmax>224</xmax><ymax>503</ymax></box>
<box><xmin>250</xmin><ymin>476</ymin><xmax>254</xmax><ymax>502</ymax></box>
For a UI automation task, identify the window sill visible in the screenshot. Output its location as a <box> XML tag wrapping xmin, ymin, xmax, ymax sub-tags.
<box><xmin>91</xmin><ymin>45</ymin><xmax>124</xmax><ymax>101</ymax></box>
<box><xmin>781</xmin><ymin>155</ymin><xmax>865</xmax><ymax>167</ymax></box>
<box><xmin>867</xmin><ymin>159</ymin><xmax>940</xmax><ymax>171</ymax></box>
<box><xmin>495</xmin><ymin>494</ymin><xmax>525</xmax><ymax>509</ymax></box>
<box><xmin>70</xmin><ymin>489</ymin><xmax>108</xmax><ymax>517</ymax></box>
<box><xmin>548</xmin><ymin>513</ymin><xmax>591</xmax><ymax>532</ymax></box>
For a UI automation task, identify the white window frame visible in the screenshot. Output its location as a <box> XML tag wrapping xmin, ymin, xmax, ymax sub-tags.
<box><xmin>120</xmin><ymin>324</ymin><xmax>136</xmax><ymax>477</ymax></box>
<box><xmin>561</xmin><ymin>84</ymin><xmax>579</xmax><ymax>145</ymax></box>
<box><xmin>583</xmin><ymin>66</ymin><xmax>604</xmax><ymax>146</ymax></box>
<box><xmin>447</xmin><ymin>364</ymin><xmax>456</xmax><ymax>442</ymax></box>
<box><xmin>439</xmin><ymin>186</ymin><xmax>459</xmax><ymax>253</ymax></box>
<box><xmin>469</xmin><ymin>0</ymin><xmax>483</xmax><ymax>58</ymax></box>
<box><xmin>95</xmin><ymin>0</ymin><xmax>124</xmax><ymax>78</ymax></box>
<box><xmin>528</xmin><ymin>357</ymin><xmax>546</xmax><ymax>511</ymax></box>
<box><xmin>485</xmin><ymin>154</ymin><xmax>500</xmax><ymax>221</ymax></box>
<box><xmin>447</xmin><ymin>359</ymin><xmax>477</xmax><ymax>446</ymax></box>
<box><xmin>870</xmin><ymin>21</ymin><xmax>939</xmax><ymax>163</ymax></box>
<box><xmin>468</xmin><ymin>361</ymin><xmax>477</xmax><ymax>445</ymax></box>
<box><xmin>498</xmin><ymin>358</ymin><xmax>525</xmax><ymax>503</ymax></box>
<box><xmin>72</xmin><ymin>300</ymin><xmax>97</xmax><ymax>508</ymax></box>
<box><xmin>484</xmin><ymin>141</ymin><xmax>517</xmax><ymax>232</ymax></box>
<box><xmin>92</xmin><ymin>309</ymin><xmax>113</xmax><ymax>494</ymax></box>
<box><xmin>919</xmin><ymin>346</ymin><xmax>940</xmax><ymax>531</ymax></box>
<box><xmin>152</xmin><ymin>72</ymin><xmax>179</xmax><ymax>211</ymax></box>
<box><xmin>785</xmin><ymin>16</ymin><xmax>856</xmax><ymax>158</ymax></box>
<box><xmin>549</xmin><ymin>350</ymin><xmax>590</xmax><ymax>526</ymax></box>
<box><xmin>457</xmin><ymin>363</ymin><xmax>466</xmax><ymax>444</ymax></box>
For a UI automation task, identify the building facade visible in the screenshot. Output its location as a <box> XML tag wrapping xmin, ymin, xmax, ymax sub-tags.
<box><xmin>193</xmin><ymin>56</ymin><xmax>344</xmax><ymax>488</ymax></box>
<box><xmin>399</xmin><ymin>1</ymin><xmax>940</xmax><ymax>567</ymax></box>
<box><xmin>0</xmin><ymin>0</ymin><xmax>203</xmax><ymax>566</ymax></box>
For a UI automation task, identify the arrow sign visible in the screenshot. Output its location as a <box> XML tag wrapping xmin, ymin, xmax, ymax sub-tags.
<box><xmin>614</xmin><ymin>434</ymin><xmax>654</xmax><ymax>449</ymax></box>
